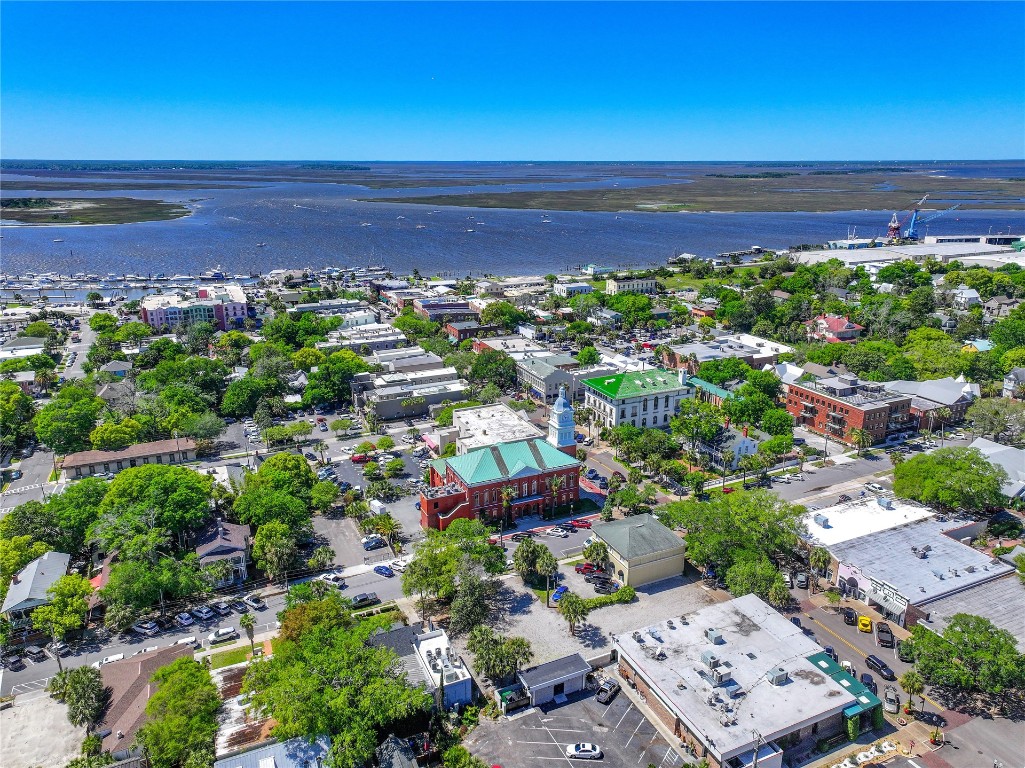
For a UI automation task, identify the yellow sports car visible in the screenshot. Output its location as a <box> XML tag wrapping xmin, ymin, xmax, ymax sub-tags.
<box><xmin>858</xmin><ymin>615</ymin><xmax>873</xmax><ymax>633</ymax></box>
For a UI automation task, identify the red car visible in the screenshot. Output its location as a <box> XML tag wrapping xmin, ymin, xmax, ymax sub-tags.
<box><xmin>612</xmin><ymin>471</ymin><xmax>626</xmax><ymax>482</ymax></box>
<box><xmin>575</xmin><ymin>563</ymin><xmax>604</xmax><ymax>575</ymax></box>
<box><xmin>722</xmin><ymin>487</ymin><xmax>736</xmax><ymax>494</ymax></box>
<box><xmin>351</xmin><ymin>454</ymin><xmax>369</xmax><ymax>463</ymax></box>
<box><xmin>569</xmin><ymin>519</ymin><xmax>592</xmax><ymax>529</ymax></box>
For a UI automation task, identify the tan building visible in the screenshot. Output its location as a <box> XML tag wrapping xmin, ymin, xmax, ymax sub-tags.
<box><xmin>61</xmin><ymin>438</ymin><xmax>198</xmax><ymax>479</ymax></box>
<box><xmin>590</xmin><ymin>513</ymin><xmax>686</xmax><ymax>586</ymax></box>
<box><xmin>605</xmin><ymin>277</ymin><xmax>657</xmax><ymax>295</ymax></box>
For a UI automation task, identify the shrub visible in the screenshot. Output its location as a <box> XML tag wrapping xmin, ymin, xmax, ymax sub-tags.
<box><xmin>583</xmin><ymin>585</ymin><xmax>636</xmax><ymax>610</ymax></box>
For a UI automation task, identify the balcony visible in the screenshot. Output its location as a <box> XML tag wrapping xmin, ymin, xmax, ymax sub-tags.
<box><xmin>826</xmin><ymin>422</ymin><xmax>845</xmax><ymax>433</ymax></box>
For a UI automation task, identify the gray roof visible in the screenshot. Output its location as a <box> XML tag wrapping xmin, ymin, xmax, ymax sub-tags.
<box><xmin>881</xmin><ymin>377</ymin><xmax>977</xmax><ymax>408</ymax></box>
<box><xmin>2</xmin><ymin>336</ymin><xmax>46</xmax><ymax>350</ymax></box>
<box><xmin>99</xmin><ymin>360</ymin><xmax>133</xmax><ymax>372</ymax></box>
<box><xmin>592</xmin><ymin>513</ymin><xmax>685</xmax><ymax>560</ymax></box>
<box><xmin>213</xmin><ymin>735</ymin><xmax>331</xmax><ymax>768</ymax></box>
<box><xmin>376</xmin><ymin>735</ymin><xmax>420</xmax><ymax>768</ymax></box>
<box><xmin>1</xmin><ymin>551</ymin><xmax>70</xmax><ymax>614</ymax></box>
<box><xmin>968</xmin><ymin>438</ymin><xmax>1025</xmax><ymax>498</ymax></box>
<box><xmin>195</xmin><ymin>521</ymin><xmax>250</xmax><ymax>562</ymax></box>
<box><xmin>367</xmin><ymin>625</ymin><xmax>431</xmax><ymax>690</ymax></box>
<box><xmin>1006</xmin><ymin>367</ymin><xmax>1025</xmax><ymax>384</ymax></box>
<box><xmin>829</xmin><ymin>517</ymin><xmax>1013</xmax><ymax>605</ymax></box>
<box><xmin>922</xmin><ymin>575</ymin><xmax>1025</xmax><ymax>650</ymax></box>
<box><xmin>518</xmin><ymin>653</ymin><xmax>591</xmax><ymax>689</ymax></box>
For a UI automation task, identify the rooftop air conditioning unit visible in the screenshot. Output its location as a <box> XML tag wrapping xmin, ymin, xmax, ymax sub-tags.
<box><xmin>916</xmin><ymin>550</ymin><xmax>928</xmax><ymax>559</ymax></box>
<box><xmin>767</xmin><ymin>667</ymin><xmax>789</xmax><ymax>686</ymax></box>
<box><xmin>712</xmin><ymin>666</ymin><xmax>733</xmax><ymax>685</ymax></box>
<box><xmin>813</xmin><ymin>513</ymin><xmax>830</xmax><ymax>528</ymax></box>
<box><xmin>700</xmin><ymin>650</ymin><xmax>720</xmax><ymax>669</ymax></box>
<box><xmin>705</xmin><ymin>627</ymin><xmax>724</xmax><ymax>645</ymax></box>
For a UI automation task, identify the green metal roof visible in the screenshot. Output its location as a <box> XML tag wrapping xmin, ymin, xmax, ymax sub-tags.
<box><xmin>806</xmin><ymin>652</ymin><xmax>881</xmax><ymax>714</ymax></box>
<box><xmin>688</xmin><ymin>376</ymin><xmax>736</xmax><ymax>400</ymax></box>
<box><xmin>581</xmin><ymin>369</ymin><xmax>686</xmax><ymax>400</ymax></box>
<box><xmin>438</xmin><ymin>439</ymin><xmax>578</xmax><ymax>485</ymax></box>
<box><xmin>592</xmin><ymin>513</ymin><xmax>686</xmax><ymax>560</ymax></box>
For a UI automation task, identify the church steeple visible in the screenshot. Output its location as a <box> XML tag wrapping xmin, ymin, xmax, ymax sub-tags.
<box><xmin>548</xmin><ymin>385</ymin><xmax>576</xmax><ymax>455</ymax></box>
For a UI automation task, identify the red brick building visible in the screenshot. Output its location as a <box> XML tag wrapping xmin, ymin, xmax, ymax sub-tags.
<box><xmin>420</xmin><ymin>387</ymin><xmax>580</xmax><ymax>530</ymax></box>
<box><xmin>804</xmin><ymin>313</ymin><xmax>864</xmax><ymax>343</ymax></box>
<box><xmin>785</xmin><ymin>374</ymin><xmax>913</xmax><ymax>446</ymax></box>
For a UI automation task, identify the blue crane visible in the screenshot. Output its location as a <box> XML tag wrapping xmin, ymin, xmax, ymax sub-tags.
<box><xmin>905</xmin><ymin>203</ymin><xmax>961</xmax><ymax>240</ymax></box>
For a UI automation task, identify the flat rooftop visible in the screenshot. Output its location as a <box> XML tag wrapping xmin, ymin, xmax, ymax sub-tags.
<box><xmin>920</xmin><ymin>575</ymin><xmax>1025</xmax><ymax>650</ymax></box>
<box><xmin>414</xmin><ymin>629</ymin><xmax>471</xmax><ymax>688</ymax></box>
<box><xmin>830</xmin><ymin>517</ymin><xmax>1015</xmax><ymax>604</ymax></box>
<box><xmin>452</xmin><ymin>404</ymin><xmax>543</xmax><ymax>452</ymax></box>
<box><xmin>802</xmin><ymin>495</ymin><xmax>936</xmax><ymax>547</ymax></box>
<box><xmin>616</xmin><ymin>595</ymin><xmax>856</xmax><ymax>761</ymax></box>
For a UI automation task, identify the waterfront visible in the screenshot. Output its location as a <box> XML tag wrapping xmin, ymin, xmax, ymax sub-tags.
<box><xmin>2</xmin><ymin>163</ymin><xmax>1023</xmax><ymax>277</ymax></box>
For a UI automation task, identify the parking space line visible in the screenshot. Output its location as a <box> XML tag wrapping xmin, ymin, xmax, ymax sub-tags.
<box><xmin>624</xmin><ymin>717</ymin><xmax>645</xmax><ymax>747</ymax></box>
<box><xmin>614</xmin><ymin>702</ymin><xmax>634</xmax><ymax>730</ymax></box>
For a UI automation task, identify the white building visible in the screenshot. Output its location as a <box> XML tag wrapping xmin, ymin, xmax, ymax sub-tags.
<box><xmin>582</xmin><ymin>369</ymin><xmax>694</xmax><ymax>429</ymax></box>
<box><xmin>606</xmin><ymin>276</ymin><xmax>657</xmax><ymax>295</ymax></box>
<box><xmin>553</xmin><ymin>282</ymin><xmax>594</xmax><ymax>298</ymax></box>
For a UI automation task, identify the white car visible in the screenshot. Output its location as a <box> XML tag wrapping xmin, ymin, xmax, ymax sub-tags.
<box><xmin>389</xmin><ymin>558</ymin><xmax>409</xmax><ymax>572</ymax></box>
<box><xmin>566</xmin><ymin>743</ymin><xmax>603</xmax><ymax>760</ymax></box>
<box><xmin>545</xmin><ymin>528</ymin><xmax>569</xmax><ymax>538</ymax></box>
<box><xmin>865</xmin><ymin>482</ymin><xmax>885</xmax><ymax>493</ymax></box>
<box><xmin>791</xmin><ymin>473</ymin><xmax>804</xmax><ymax>481</ymax></box>
<box><xmin>207</xmin><ymin>626</ymin><xmax>238</xmax><ymax>645</ymax></box>
<box><xmin>317</xmin><ymin>572</ymin><xmax>346</xmax><ymax>588</ymax></box>
<box><xmin>174</xmin><ymin>612</ymin><xmax>194</xmax><ymax>627</ymax></box>
<box><xmin>132</xmin><ymin>620</ymin><xmax>159</xmax><ymax>637</ymax></box>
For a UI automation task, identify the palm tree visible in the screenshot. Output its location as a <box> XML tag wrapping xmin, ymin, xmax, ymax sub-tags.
<box><xmin>935</xmin><ymin>407</ymin><xmax>952</xmax><ymax>446</ymax></box>
<box><xmin>373</xmin><ymin>515</ymin><xmax>402</xmax><ymax>549</ymax></box>
<box><xmin>889</xmin><ymin>451</ymin><xmax>906</xmax><ymax>468</ymax></box>
<box><xmin>849</xmin><ymin>428</ymin><xmax>872</xmax><ymax>457</ymax></box>
<box><xmin>34</xmin><ymin>368</ymin><xmax>56</xmax><ymax>393</ymax></box>
<box><xmin>547</xmin><ymin>475</ymin><xmax>565</xmax><ymax>519</ymax></box>
<box><xmin>240</xmin><ymin>613</ymin><xmax>256</xmax><ymax>657</ymax></box>
<box><xmin>500</xmin><ymin>485</ymin><xmax>516</xmax><ymax>524</ymax></box>
<box><xmin>558</xmin><ymin>593</ymin><xmax>591</xmax><ymax>635</ymax></box>
<box><xmin>738</xmin><ymin>454</ymin><xmax>760</xmax><ymax>485</ymax></box>
<box><xmin>809</xmin><ymin>547</ymin><xmax>831</xmax><ymax>591</ymax></box>
<box><xmin>720</xmin><ymin>450</ymin><xmax>735</xmax><ymax>489</ymax></box>
<box><xmin>899</xmin><ymin>669</ymin><xmax>925</xmax><ymax>714</ymax></box>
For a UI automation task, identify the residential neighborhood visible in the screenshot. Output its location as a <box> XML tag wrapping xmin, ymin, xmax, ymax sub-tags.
<box><xmin>2</xmin><ymin>241</ymin><xmax>1024</xmax><ymax>768</ymax></box>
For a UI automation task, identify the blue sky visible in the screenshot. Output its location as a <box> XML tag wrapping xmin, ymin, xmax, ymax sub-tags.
<box><xmin>2</xmin><ymin>1</ymin><xmax>1023</xmax><ymax>160</ymax></box>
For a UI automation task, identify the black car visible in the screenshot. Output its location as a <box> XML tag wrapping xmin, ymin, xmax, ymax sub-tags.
<box><xmin>865</xmin><ymin>654</ymin><xmax>896</xmax><ymax>680</ymax></box>
<box><xmin>859</xmin><ymin>673</ymin><xmax>877</xmax><ymax>694</ymax></box>
<box><xmin>842</xmin><ymin>607</ymin><xmax>858</xmax><ymax>625</ymax></box>
<box><xmin>510</xmin><ymin>532</ymin><xmax>535</xmax><ymax>541</ymax></box>
<box><xmin>823</xmin><ymin>645</ymin><xmax>838</xmax><ymax>663</ymax></box>
<box><xmin>304</xmin><ymin>452</ymin><xmax>318</xmax><ymax>461</ymax></box>
<box><xmin>230</xmin><ymin>599</ymin><xmax>250</xmax><ymax>613</ymax></box>
<box><xmin>595</xmin><ymin>680</ymin><xmax>620</xmax><ymax>704</ymax></box>
<box><xmin>1</xmin><ymin>652</ymin><xmax>24</xmax><ymax>671</ymax></box>
<box><xmin>584</xmin><ymin>573</ymin><xmax>615</xmax><ymax>584</ymax></box>
<box><xmin>593</xmin><ymin>581</ymin><xmax>618</xmax><ymax>595</ymax></box>
<box><xmin>896</xmin><ymin>639</ymin><xmax>915</xmax><ymax>663</ymax></box>
<box><xmin>875</xmin><ymin>622</ymin><xmax>895</xmax><ymax>648</ymax></box>
<box><xmin>212</xmin><ymin>601</ymin><xmax>232</xmax><ymax>617</ymax></box>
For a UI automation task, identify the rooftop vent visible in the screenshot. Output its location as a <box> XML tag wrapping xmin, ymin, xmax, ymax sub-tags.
<box><xmin>705</xmin><ymin>627</ymin><xmax>724</xmax><ymax>645</ymax></box>
<box><xmin>767</xmin><ymin>667</ymin><xmax>789</xmax><ymax>686</ymax></box>
<box><xmin>813</xmin><ymin>513</ymin><xmax>830</xmax><ymax>528</ymax></box>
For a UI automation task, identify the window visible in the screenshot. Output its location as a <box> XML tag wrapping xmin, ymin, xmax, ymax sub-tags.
<box><xmin>664</xmin><ymin>395</ymin><xmax>670</xmax><ymax>408</ymax></box>
<box><xmin>531</xmin><ymin>480</ymin><xmax>537</xmax><ymax>495</ymax></box>
<box><xmin>642</xmin><ymin>398</ymin><xmax>648</xmax><ymax>412</ymax></box>
<box><xmin>474</xmin><ymin>492</ymin><xmax>480</xmax><ymax>508</ymax></box>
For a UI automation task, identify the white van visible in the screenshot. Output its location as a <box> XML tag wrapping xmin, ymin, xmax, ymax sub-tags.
<box><xmin>173</xmin><ymin>636</ymin><xmax>199</xmax><ymax>648</ymax></box>
<box><xmin>207</xmin><ymin>627</ymin><xmax>238</xmax><ymax>645</ymax></box>
<box><xmin>91</xmin><ymin>653</ymin><xmax>125</xmax><ymax>669</ymax></box>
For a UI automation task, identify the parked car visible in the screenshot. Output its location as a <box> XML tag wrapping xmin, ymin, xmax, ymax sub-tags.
<box><xmin>566</xmin><ymin>743</ymin><xmax>603</xmax><ymax>760</ymax></box>
<box><xmin>875</xmin><ymin>622</ymin><xmax>894</xmax><ymax>648</ymax></box>
<box><xmin>545</xmin><ymin>528</ymin><xmax>569</xmax><ymax>538</ymax></box>
<box><xmin>242</xmin><ymin>594</ymin><xmax>267</xmax><ymax>611</ymax></box>
<box><xmin>585</xmin><ymin>573</ymin><xmax>615</xmax><ymax>584</ymax></box>
<box><xmin>551</xmin><ymin>585</ymin><xmax>569</xmax><ymax>603</ymax></box>
<box><xmin>374</xmin><ymin>565</ymin><xmax>395</xmax><ymax>578</ymax></box>
<box><xmin>575</xmin><ymin>563</ymin><xmax>602</xmax><ymax>575</ymax></box>
<box><xmin>595</xmin><ymin>679</ymin><xmax>620</xmax><ymax>704</ymax></box>
<box><xmin>857</xmin><ymin>615</ymin><xmax>873</xmax><ymax>633</ymax></box>
<box><xmin>865</xmin><ymin>654</ymin><xmax>896</xmax><ymax>680</ymax></box>
<box><xmin>351</xmin><ymin>592</ymin><xmax>380</xmax><ymax>609</ymax></box>
<box><xmin>842</xmin><ymin>607</ymin><xmax>857</xmax><ymax>625</ymax></box>
<box><xmin>883</xmin><ymin>685</ymin><xmax>900</xmax><ymax>714</ymax></box>
<box><xmin>9</xmin><ymin>470</ymin><xmax>22</xmax><ymax>481</ymax></box>
<box><xmin>47</xmin><ymin>641</ymin><xmax>70</xmax><ymax>658</ymax></box>
<box><xmin>1</xmin><ymin>652</ymin><xmax>25</xmax><ymax>671</ymax></box>
<box><xmin>569</xmin><ymin>519</ymin><xmax>592</xmax><ymax>529</ymax></box>
<box><xmin>794</xmin><ymin>572</ymin><xmax>809</xmax><ymax>589</ymax></box>
<box><xmin>859</xmin><ymin>673</ymin><xmax>877</xmax><ymax>694</ymax></box>
<box><xmin>304</xmin><ymin>452</ymin><xmax>318</xmax><ymax>461</ymax></box>
<box><xmin>24</xmin><ymin>645</ymin><xmax>47</xmax><ymax>662</ymax></box>
<box><xmin>865</xmin><ymin>482</ymin><xmax>885</xmax><ymax>493</ymax></box>
<box><xmin>174</xmin><ymin>612</ymin><xmax>194</xmax><ymax>627</ymax></box>
<box><xmin>781</xmin><ymin>571</ymin><xmax>794</xmax><ymax>588</ymax></box>
<box><xmin>584</xmin><ymin>468</ymin><xmax>599</xmax><ymax>480</ymax></box>
<box><xmin>823</xmin><ymin>645</ymin><xmax>838</xmax><ymax>663</ymax></box>
<box><xmin>318</xmin><ymin>423</ymin><xmax>328</xmax><ymax>432</ymax></box>
<box><xmin>510</xmin><ymin>532</ymin><xmax>535</xmax><ymax>541</ymax></box>
<box><xmin>91</xmin><ymin>653</ymin><xmax>126</xmax><ymax>669</ymax></box>
<box><xmin>133</xmin><ymin>620</ymin><xmax>160</xmax><ymax>637</ymax></box>
<box><xmin>838</xmin><ymin>494</ymin><xmax>852</xmax><ymax>503</ymax></box>
<box><xmin>593</xmin><ymin>581</ymin><xmax>618</xmax><ymax>594</ymax></box>
<box><xmin>362</xmin><ymin>535</ymin><xmax>387</xmax><ymax>551</ymax></box>
<box><xmin>318</xmin><ymin>572</ymin><xmax>346</xmax><ymax>588</ymax></box>
<box><xmin>896</xmin><ymin>639</ymin><xmax>915</xmax><ymax>663</ymax></box>
<box><xmin>207</xmin><ymin>627</ymin><xmax>238</xmax><ymax>645</ymax></box>
<box><xmin>212</xmin><ymin>601</ymin><xmax>232</xmax><ymax>617</ymax></box>
<box><xmin>230</xmin><ymin>599</ymin><xmax>250</xmax><ymax>613</ymax></box>
<box><xmin>351</xmin><ymin>454</ymin><xmax>370</xmax><ymax>463</ymax></box>
<box><xmin>191</xmin><ymin>605</ymin><xmax>215</xmax><ymax>621</ymax></box>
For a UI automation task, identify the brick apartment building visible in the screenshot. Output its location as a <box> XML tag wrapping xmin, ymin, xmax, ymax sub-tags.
<box><xmin>785</xmin><ymin>374</ymin><xmax>913</xmax><ymax>446</ymax></box>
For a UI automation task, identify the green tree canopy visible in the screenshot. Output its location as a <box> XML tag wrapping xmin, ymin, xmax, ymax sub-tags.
<box><xmin>893</xmin><ymin>447</ymin><xmax>1007</xmax><ymax>513</ymax></box>
<box><xmin>908</xmin><ymin>613</ymin><xmax>1025</xmax><ymax>695</ymax></box>
<box><xmin>34</xmin><ymin>384</ymin><xmax>104</xmax><ymax>454</ymax></box>
<box><xmin>136</xmin><ymin>657</ymin><xmax>220</xmax><ymax>768</ymax></box>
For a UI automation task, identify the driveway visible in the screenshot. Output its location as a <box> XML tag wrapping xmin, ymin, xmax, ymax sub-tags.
<box><xmin>465</xmin><ymin>688</ymin><xmax>683</xmax><ymax>768</ymax></box>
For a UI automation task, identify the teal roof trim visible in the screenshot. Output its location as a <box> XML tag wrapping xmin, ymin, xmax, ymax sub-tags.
<box><xmin>441</xmin><ymin>439</ymin><xmax>578</xmax><ymax>486</ymax></box>
<box><xmin>689</xmin><ymin>376</ymin><xmax>736</xmax><ymax>400</ymax></box>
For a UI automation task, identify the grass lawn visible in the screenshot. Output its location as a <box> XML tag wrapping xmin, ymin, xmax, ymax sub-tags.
<box><xmin>209</xmin><ymin>645</ymin><xmax>253</xmax><ymax>670</ymax></box>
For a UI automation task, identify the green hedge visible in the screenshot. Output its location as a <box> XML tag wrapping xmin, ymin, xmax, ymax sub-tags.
<box><xmin>583</xmin><ymin>585</ymin><xmax>636</xmax><ymax>610</ymax></box>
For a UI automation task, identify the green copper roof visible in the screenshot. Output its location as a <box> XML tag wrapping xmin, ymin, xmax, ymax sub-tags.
<box><xmin>806</xmin><ymin>652</ymin><xmax>882</xmax><ymax>713</ymax></box>
<box><xmin>582</xmin><ymin>369</ymin><xmax>687</xmax><ymax>400</ymax></box>
<box><xmin>439</xmin><ymin>438</ymin><xmax>578</xmax><ymax>485</ymax></box>
<box><xmin>592</xmin><ymin>513</ymin><xmax>685</xmax><ymax>560</ymax></box>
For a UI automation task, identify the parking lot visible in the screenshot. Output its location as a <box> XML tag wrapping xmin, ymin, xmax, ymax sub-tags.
<box><xmin>466</xmin><ymin>687</ymin><xmax>683</xmax><ymax>768</ymax></box>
